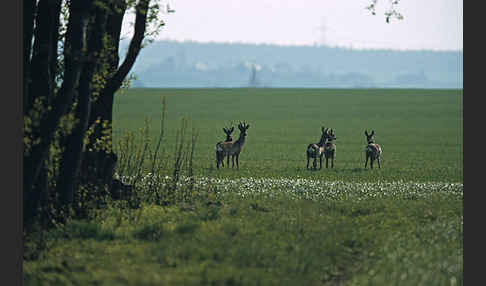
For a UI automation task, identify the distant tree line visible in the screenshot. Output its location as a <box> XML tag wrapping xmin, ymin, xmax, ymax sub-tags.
<box><xmin>127</xmin><ymin>40</ymin><xmax>462</xmax><ymax>89</ymax></box>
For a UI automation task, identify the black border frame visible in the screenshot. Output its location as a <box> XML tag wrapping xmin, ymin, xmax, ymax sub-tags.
<box><xmin>2</xmin><ymin>0</ymin><xmax>22</xmax><ymax>285</ymax></box>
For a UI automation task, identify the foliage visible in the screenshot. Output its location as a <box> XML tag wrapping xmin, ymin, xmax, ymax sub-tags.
<box><xmin>23</xmin><ymin>0</ymin><xmax>170</xmax><ymax>231</ymax></box>
<box><xmin>366</xmin><ymin>0</ymin><xmax>404</xmax><ymax>23</ymax></box>
<box><xmin>24</xmin><ymin>186</ymin><xmax>462</xmax><ymax>286</ymax></box>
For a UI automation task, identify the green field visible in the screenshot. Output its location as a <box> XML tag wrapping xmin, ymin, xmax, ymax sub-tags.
<box><xmin>113</xmin><ymin>88</ymin><xmax>463</xmax><ymax>182</ymax></box>
<box><xmin>24</xmin><ymin>88</ymin><xmax>463</xmax><ymax>286</ymax></box>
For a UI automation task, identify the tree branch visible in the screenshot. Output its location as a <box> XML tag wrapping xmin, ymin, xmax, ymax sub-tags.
<box><xmin>104</xmin><ymin>0</ymin><xmax>150</xmax><ymax>95</ymax></box>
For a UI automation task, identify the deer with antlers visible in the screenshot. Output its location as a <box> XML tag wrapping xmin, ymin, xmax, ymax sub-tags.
<box><xmin>306</xmin><ymin>127</ymin><xmax>329</xmax><ymax>170</ymax></box>
<box><xmin>364</xmin><ymin>130</ymin><xmax>382</xmax><ymax>169</ymax></box>
<box><xmin>215</xmin><ymin>126</ymin><xmax>234</xmax><ymax>169</ymax></box>
<box><xmin>215</xmin><ymin>122</ymin><xmax>250</xmax><ymax>169</ymax></box>
<box><xmin>323</xmin><ymin>128</ymin><xmax>337</xmax><ymax>168</ymax></box>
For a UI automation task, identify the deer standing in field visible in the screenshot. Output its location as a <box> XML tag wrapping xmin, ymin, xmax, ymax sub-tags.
<box><xmin>306</xmin><ymin>127</ymin><xmax>329</xmax><ymax>170</ymax></box>
<box><xmin>364</xmin><ymin>130</ymin><xmax>382</xmax><ymax>169</ymax></box>
<box><xmin>324</xmin><ymin>128</ymin><xmax>337</xmax><ymax>168</ymax></box>
<box><xmin>215</xmin><ymin>126</ymin><xmax>234</xmax><ymax>169</ymax></box>
<box><xmin>215</xmin><ymin>122</ymin><xmax>250</xmax><ymax>169</ymax></box>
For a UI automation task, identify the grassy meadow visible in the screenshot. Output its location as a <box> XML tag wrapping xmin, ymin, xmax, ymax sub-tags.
<box><xmin>24</xmin><ymin>88</ymin><xmax>463</xmax><ymax>286</ymax></box>
<box><xmin>113</xmin><ymin>88</ymin><xmax>462</xmax><ymax>182</ymax></box>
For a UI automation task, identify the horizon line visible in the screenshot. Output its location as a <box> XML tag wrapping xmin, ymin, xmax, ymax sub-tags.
<box><xmin>136</xmin><ymin>38</ymin><xmax>463</xmax><ymax>53</ymax></box>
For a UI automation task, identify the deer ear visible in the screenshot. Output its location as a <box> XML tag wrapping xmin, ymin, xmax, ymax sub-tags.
<box><xmin>246</xmin><ymin>124</ymin><xmax>250</xmax><ymax>129</ymax></box>
<box><xmin>223</xmin><ymin>128</ymin><xmax>227</xmax><ymax>133</ymax></box>
<box><xmin>230</xmin><ymin>127</ymin><xmax>234</xmax><ymax>133</ymax></box>
<box><xmin>365</xmin><ymin>130</ymin><xmax>368</xmax><ymax>136</ymax></box>
<box><xmin>371</xmin><ymin>130</ymin><xmax>375</xmax><ymax>136</ymax></box>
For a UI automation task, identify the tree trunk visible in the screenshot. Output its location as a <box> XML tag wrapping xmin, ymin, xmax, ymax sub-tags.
<box><xmin>82</xmin><ymin>0</ymin><xmax>127</xmax><ymax>188</ymax></box>
<box><xmin>24</xmin><ymin>0</ymin><xmax>93</xmax><ymax>201</ymax></box>
<box><xmin>56</xmin><ymin>6</ymin><xmax>109</xmax><ymax>206</ymax></box>
<box><xmin>28</xmin><ymin>0</ymin><xmax>61</xmax><ymax>112</ymax></box>
<box><xmin>83</xmin><ymin>0</ymin><xmax>150</xmax><ymax>190</ymax></box>
<box><xmin>23</xmin><ymin>0</ymin><xmax>62</xmax><ymax>227</ymax></box>
<box><xmin>23</xmin><ymin>0</ymin><xmax>36</xmax><ymax>114</ymax></box>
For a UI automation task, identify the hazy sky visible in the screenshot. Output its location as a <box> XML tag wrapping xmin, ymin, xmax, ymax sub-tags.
<box><xmin>128</xmin><ymin>0</ymin><xmax>463</xmax><ymax>51</ymax></box>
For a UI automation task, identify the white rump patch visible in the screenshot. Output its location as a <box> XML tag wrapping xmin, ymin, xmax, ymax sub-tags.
<box><xmin>215</xmin><ymin>143</ymin><xmax>223</xmax><ymax>152</ymax></box>
<box><xmin>366</xmin><ymin>144</ymin><xmax>382</xmax><ymax>156</ymax></box>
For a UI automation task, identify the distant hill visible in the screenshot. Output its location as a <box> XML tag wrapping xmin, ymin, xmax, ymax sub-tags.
<box><xmin>125</xmin><ymin>40</ymin><xmax>463</xmax><ymax>89</ymax></box>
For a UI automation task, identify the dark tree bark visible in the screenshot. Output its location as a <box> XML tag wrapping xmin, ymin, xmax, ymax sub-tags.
<box><xmin>56</xmin><ymin>5</ymin><xmax>109</xmax><ymax>206</ymax></box>
<box><xmin>82</xmin><ymin>0</ymin><xmax>127</xmax><ymax>189</ymax></box>
<box><xmin>105</xmin><ymin>0</ymin><xmax>150</xmax><ymax>95</ymax></box>
<box><xmin>23</xmin><ymin>0</ymin><xmax>36</xmax><ymax>114</ymax></box>
<box><xmin>84</xmin><ymin>0</ymin><xmax>150</xmax><ymax>189</ymax></box>
<box><xmin>24</xmin><ymin>0</ymin><xmax>93</xmax><ymax>208</ymax></box>
<box><xmin>28</xmin><ymin>0</ymin><xmax>61</xmax><ymax>112</ymax></box>
<box><xmin>24</xmin><ymin>0</ymin><xmax>62</xmax><ymax>226</ymax></box>
<box><xmin>24</xmin><ymin>0</ymin><xmax>157</xmax><ymax>229</ymax></box>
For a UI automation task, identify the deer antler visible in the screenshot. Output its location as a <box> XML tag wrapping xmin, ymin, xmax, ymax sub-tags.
<box><xmin>238</xmin><ymin>121</ymin><xmax>250</xmax><ymax>130</ymax></box>
<box><xmin>223</xmin><ymin>125</ymin><xmax>235</xmax><ymax>135</ymax></box>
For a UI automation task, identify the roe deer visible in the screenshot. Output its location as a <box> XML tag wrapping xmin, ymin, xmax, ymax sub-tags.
<box><xmin>216</xmin><ymin>121</ymin><xmax>250</xmax><ymax>169</ymax></box>
<box><xmin>364</xmin><ymin>130</ymin><xmax>382</xmax><ymax>169</ymax></box>
<box><xmin>306</xmin><ymin>127</ymin><xmax>329</xmax><ymax>170</ymax></box>
<box><xmin>215</xmin><ymin>126</ymin><xmax>234</xmax><ymax>169</ymax></box>
<box><xmin>323</xmin><ymin>128</ymin><xmax>337</xmax><ymax>168</ymax></box>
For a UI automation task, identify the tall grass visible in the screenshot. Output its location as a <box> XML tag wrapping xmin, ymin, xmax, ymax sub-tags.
<box><xmin>113</xmin><ymin>96</ymin><xmax>202</xmax><ymax>206</ymax></box>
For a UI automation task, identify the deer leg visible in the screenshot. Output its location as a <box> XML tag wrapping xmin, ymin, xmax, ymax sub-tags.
<box><xmin>226</xmin><ymin>154</ymin><xmax>230</xmax><ymax>168</ymax></box>
<box><xmin>313</xmin><ymin>158</ymin><xmax>317</xmax><ymax>170</ymax></box>
<box><xmin>370</xmin><ymin>158</ymin><xmax>374</xmax><ymax>169</ymax></box>
<box><xmin>232</xmin><ymin>155</ymin><xmax>235</xmax><ymax>168</ymax></box>
<box><xmin>217</xmin><ymin>152</ymin><xmax>223</xmax><ymax>169</ymax></box>
<box><xmin>377</xmin><ymin>157</ymin><xmax>381</xmax><ymax>169</ymax></box>
<box><xmin>319</xmin><ymin>155</ymin><xmax>322</xmax><ymax>170</ymax></box>
<box><xmin>306</xmin><ymin>155</ymin><xmax>310</xmax><ymax>169</ymax></box>
<box><xmin>236</xmin><ymin>154</ymin><xmax>239</xmax><ymax>169</ymax></box>
<box><xmin>365</xmin><ymin>154</ymin><xmax>368</xmax><ymax>168</ymax></box>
